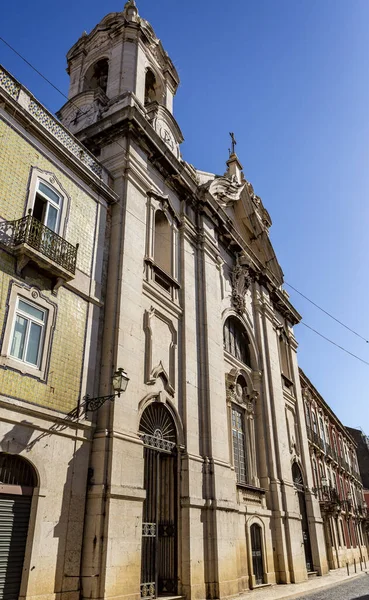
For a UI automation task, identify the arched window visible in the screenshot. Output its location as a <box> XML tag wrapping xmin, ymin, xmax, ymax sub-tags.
<box><xmin>292</xmin><ymin>462</ymin><xmax>304</xmax><ymax>491</ymax></box>
<box><xmin>223</xmin><ymin>316</ymin><xmax>251</xmax><ymax>367</ymax></box>
<box><xmin>154</xmin><ymin>210</ymin><xmax>172</xmax><ymax>275</ymax></box>
<box><xmin>32</xmin><ymin>179</ymin><xmax>62</xmax><ymax>233</ymax></box>
<box><xmin>145</xmin><ymin>68</ymin><xmax>158</xmax><ymax>105</ymax></box>
<box><xmin>319</xmin><ymin>416</ymin><xmax>326</xmax><ymax>450</ymax></box>
<box><xmin>311</xmin><ymin>410</ymin><xmax>318</xmax><ymax>434</ymax></box>
<box><xmin>305</xmin><ymin>403</ymin><xmax>311</xmax><ymax>429</ymax></box>
<box><xmin>312</xmin><ymin>459</ymin><xmax>318</xmax><ymax>489</ymax></box>
<box><xmin>231</xmin><ymin>404</ymin><xmax>247</xmax><ymax>484</ymax></box>
<box><xmin>83</xmin><ymin>59</ymin><xmax>109</xmax><ymax>94</ymax></box>
<box><xmin>279</xmin><ymin>329</ymin><xmax>292</xmax><ymax>381</ymax></box>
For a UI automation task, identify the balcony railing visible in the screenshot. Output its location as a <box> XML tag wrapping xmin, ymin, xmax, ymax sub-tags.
<box><xmin>317</xmin><ymin>486</ymin><xmax>341</xmax><ymax>512</ymax></box>
<box><xmin>354</xmin><ymin>504</ymin><xmax>368</xmax><ymax>518</ymax></box>
<box><xmin>307</xmin><ymin>427</ymin><xmax>326</xmax><ymax>452</ymax></box>
<box><xmin>342</xmin><ymin>460</ymin><xmax>350</xmax><ymax>473</ymax></box>
<box><xmin>0</xmin><ymin>214</ymin><xmax>78</xmax><ymax>278</ymax></box>
<box><xmin>340</xmin><ymin>499</ymin><xmax>352</xmax><ymax>513</ymax></box>
<box><xmin>353</xmin><ymin>468</ymin><xmax>361</xmax><ymax>481</ymax></box>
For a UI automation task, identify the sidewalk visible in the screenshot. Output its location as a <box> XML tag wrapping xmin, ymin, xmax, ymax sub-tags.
<box><xmin>243</xmin><ymin>565</ymin><xmax>368</xmax><ymax>600</ymax></box>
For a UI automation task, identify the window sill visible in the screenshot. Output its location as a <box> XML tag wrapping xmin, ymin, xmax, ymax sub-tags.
<box><xmin>0</xmin><ymin>355</ymin><xmax>45</xmax><ymax>381</ymax></box>
<box><xmin>281</xmin><ymin>374</ymin><xmax>295</xmax><ymax>396</ymax></box>
<box><xmin>236</xmin><ymin>482</ymin><xmax>266</xmax><ymax>494</ymax></box>
<box><xmin>144</xmin><ymin>257</ymin><xmax>180</xmax><ymax>303</ymax></box>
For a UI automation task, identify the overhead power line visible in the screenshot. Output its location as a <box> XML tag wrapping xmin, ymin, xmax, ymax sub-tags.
<box><xmin>0</xmin><ymin>36</ymin><xmax>71</xmax><ymax>102</ymax></box>
<box><xmin>301</xmin><ymin>323</ymin><xmax>369</xmax><ymax>366</ymax></box>
<box><xmin>285</xmin><ymin>281</ymin><xmax>369</xmax><ymax>344</ymax></box>
<box><xmin>2</xmin><ymin>35</ymin><xmax>369</xmax><ymax>369</ymax></box>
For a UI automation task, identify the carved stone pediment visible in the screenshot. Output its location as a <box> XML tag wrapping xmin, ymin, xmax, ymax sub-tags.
<box><xmin>146</xmin><ymin>102</ymin><xmax>183</xmax><ymax>159</ymax></box>
<box><xmin>225</xmin><ymin>370</ymin><xmax>259</xmax><ymax>412</ymax></box>
<box><xmin>202</xmin><ymin>174</ymin><xmax>246</xmax><ymax>207</ymax></box>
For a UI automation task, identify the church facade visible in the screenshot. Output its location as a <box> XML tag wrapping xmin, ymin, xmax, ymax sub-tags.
<box><xmin>3</xmin><ymin>2</ymin><xmax>363</xmax><ymax>600</ymax></box>
<box><xmin>57</xmin><ymin>3</ymin><xmax>328</xmax><ymax>599</ymax></box>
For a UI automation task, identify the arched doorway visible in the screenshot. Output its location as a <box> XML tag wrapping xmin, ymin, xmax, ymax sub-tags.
<box><xmin>0</xmin><ymin>453</ymin><xmax>37</xmax><ymax>600</ymax></box>
<box><xmin>292</xmin><ymin>463</ymin><xmax>313</xmax><ymax>572</ymax></box>
<box><xmin>250</xmin><ymin>524</ymin><xmax>264</xmax><ymax>585</ymax></box>
<box><xmin>139</xmin><ymin>403</ymin><xmax>178</xmax><ymax>599</ymax></box>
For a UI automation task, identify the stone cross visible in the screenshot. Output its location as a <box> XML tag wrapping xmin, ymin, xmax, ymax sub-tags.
<box><xmin>229</xmin><ymin>132</ymin><xmax>237</xmax><ymax>154</ymax></box>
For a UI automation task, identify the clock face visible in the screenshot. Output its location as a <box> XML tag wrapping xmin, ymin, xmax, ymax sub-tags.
<box><xmin>160</xmin><ymin>127</ymin><xmax>174</xmax><ymax>150</ymax></box>
<box><xmin>156</xmin><ymin>119</ymin><xmax>178</xmax><ymax>156</ymax></box>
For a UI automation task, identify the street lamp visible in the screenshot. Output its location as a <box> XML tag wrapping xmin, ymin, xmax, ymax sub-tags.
<box><xmin>83</xmin><ymin>368</ymin><xmax>129</xmax><ymax>415</ymax></box>
<box><xmin>112</xmin><ymin>368</ymin><xmax>130</xmax><ymax>396</ymax></box>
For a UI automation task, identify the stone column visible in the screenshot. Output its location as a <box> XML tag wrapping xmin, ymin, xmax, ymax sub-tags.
<box><xmin>245</xmin><ymin>393</ymin><xmax>259</xmax><ymax>488</ymax></box>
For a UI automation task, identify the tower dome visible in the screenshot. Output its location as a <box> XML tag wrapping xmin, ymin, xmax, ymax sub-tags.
<box><xmin>57</xmin><ymin>3</ymin><xmax>183</xmax><ymax>158</ymax></box>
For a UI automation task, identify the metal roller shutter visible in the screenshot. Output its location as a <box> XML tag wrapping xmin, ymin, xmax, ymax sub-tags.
<box><xmin>0</xmin><ymin>494</ymin><xmax>32</xmax><ymax>600</ymax></box>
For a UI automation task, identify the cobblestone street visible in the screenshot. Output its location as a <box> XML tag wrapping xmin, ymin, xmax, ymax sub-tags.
<box><xmin>241</xmin><ymin>569</ymin><xmax>369</xmax><ymax>600</ymax></box>
<box><xmin>296</xmin><ymin>574</ymin><xmax>369</xmax><ymax>600</ymax></box>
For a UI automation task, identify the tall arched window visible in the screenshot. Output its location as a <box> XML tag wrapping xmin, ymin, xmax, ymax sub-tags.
<box><xmin>32</xmin><ymin>179</ymin><xmax>62</xmax><ymax>233</ymax></box>
<box><xmin>305</xmin><ymin>403</ymin><xmax>311</xmax><ymax>429</ymax></box>
<box><xmin>311</xmin><ymin>410</ymin><xmax>318</xmax><ymax>434</ymax></box>
<box><xmin>223</xmin><ymin>316</ymin><xmax>251</xmax><ymax>367</ymax></box>
<box><xmin>145</xmin><ymin>68</ymin><xmax>158</xmax><ymax>105</ymax></box>
<box><xmin>154</xmin><ymin>210</ymin><xmax>172</xmax><ymax>274</ymax></box>
<box><xmin>83</xmin><ymin>59</ymin><xmax>109</xmax><ymax>94</ymax></box>
<box><xmin>312</xmin><ymin>459</ymin><xmax>318</xmax><ymax>489</ymax></box>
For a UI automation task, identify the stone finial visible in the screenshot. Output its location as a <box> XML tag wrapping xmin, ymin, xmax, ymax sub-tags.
<box><xmin>123</xmin><ymin>0</ymin><xmax>139</xmax><ymax>21</ymax></box>
<box><xmin>226</xmin><ymin>152</ymin><xmax>243</xmax><ymax>185</ymax></box>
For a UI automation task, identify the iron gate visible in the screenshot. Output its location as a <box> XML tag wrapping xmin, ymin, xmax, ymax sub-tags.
<box><xmin>250</xmin><ymin>524</ymin><xmax>263</xmax><ymax>586</ymax></box>
<box><xmin>139</xmin><ymin>403</ymin><xmax>177</xmax><ymax>599</ymax></box>
<box><xmin>292</xmin><ymin>463</ymin><xmax>313</xmax><ymax>572</ymax></box>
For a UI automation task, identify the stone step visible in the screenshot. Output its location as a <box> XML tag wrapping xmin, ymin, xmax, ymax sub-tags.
<box><xmin>308</xmin><ymin>571</ymin><xmax>318</xmax><ymax>578</ymax></box>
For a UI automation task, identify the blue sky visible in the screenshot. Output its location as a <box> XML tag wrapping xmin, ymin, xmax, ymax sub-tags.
<box><xmin>2</xmin><ymin>0</ymin><xmax>369</xmax><ymax>432</ymax></box>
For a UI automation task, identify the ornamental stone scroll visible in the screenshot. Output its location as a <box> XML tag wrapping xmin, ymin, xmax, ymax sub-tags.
<box><xmin>231</xmin><ymin>255</ymin><xmax>254</xmax><ymax>315</ymax></box>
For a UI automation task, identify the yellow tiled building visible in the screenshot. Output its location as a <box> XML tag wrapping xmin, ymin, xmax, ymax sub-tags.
<box><xmin>0</xmin><ymin>66</ymin><xmax>117</xmax><ymax>600</ymax></box>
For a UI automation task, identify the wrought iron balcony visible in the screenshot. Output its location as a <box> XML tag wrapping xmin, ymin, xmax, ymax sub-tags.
<box><xmin>317</xmin><ymin>485</ymin><xmax>341</xmax><ymax>513</ymax></box>
<box><xmin>340</xmin><ymin>498</ymin><xmax>352</xmax><ymax>513</ymax></box>
<box><xmin>342</xmin><ymin>459</ymin><xmax>350</xmax><ymax>473</ymax></box>
<box><xmin>354</xmin><ymin>504</ymin><xmax>367</xmax><ymax>518</ymax></box>
<box><xmin>353</xmin><ymin>468</ymin><xmax>361</xmax><ymax>481</ymax></box>
<box><xmin>0</xmin><ymin>213</ymin><xmax>78</xmax><ymax>285</ymax></box>
<box><xmin>307</xmin><ymin>427</ymin><xmax>326</xmax><ymax>452</ymax></box>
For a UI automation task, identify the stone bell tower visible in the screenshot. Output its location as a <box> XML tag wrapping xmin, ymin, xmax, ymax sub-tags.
<box><xmin>58</xmin><ymin>5</ymin><xmax>188</xmax><ymax>600</ymax></box>
<box><xmin>58</xmin><ymin>0</ymin><xmax>183</xmax><ymax>159</ymax></box>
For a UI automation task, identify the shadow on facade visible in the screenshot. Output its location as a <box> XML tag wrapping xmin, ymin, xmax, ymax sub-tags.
<box><xmin>0</xmin><ymin>421</ymin><xmax>35</xmax><ymax>453</ymax></box>
<box><xmin>0</xmin><ymin>451</ymin><xmax>37</xmax><ymax>600</ymax></box>
<box><xmin>0</xmin><ymin>420</ymin><xmax>90</xmax><ymax>600</ymax></box>
<box><xmin>53</xmin><ymin>440</ymin><xmax>90</xmax><ymax>600</ymax></box>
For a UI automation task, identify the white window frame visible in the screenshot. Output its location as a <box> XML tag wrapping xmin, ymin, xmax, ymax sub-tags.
<box><xmin>25</xmin><ymin>167</ymin><xmax>70</xmax><ymax>237</ymax></box>
<box><xmin>9</xmin><ymin>297</ymin><xmax>47</xmax><ymax>368</ymax></box>
<box><xmin>0</xmin><ymin>282</ymin><xmax>56</xmax><ymax>380</ymax></box>
<box><xmin>33</xmin><ymin>180</ymin><xmax>62</xmax><ymax>232</ymax></box>
<box><xmin>231</xmin><ymin>404</ymin><xmax>247</xmax><ymax>485</ymax></box>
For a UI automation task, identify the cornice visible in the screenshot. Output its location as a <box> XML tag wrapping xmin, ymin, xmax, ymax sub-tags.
<box><xmin>0</xmin><ymin>66</ymin><xmax>118</xmax><ymax>205</ymax></box>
